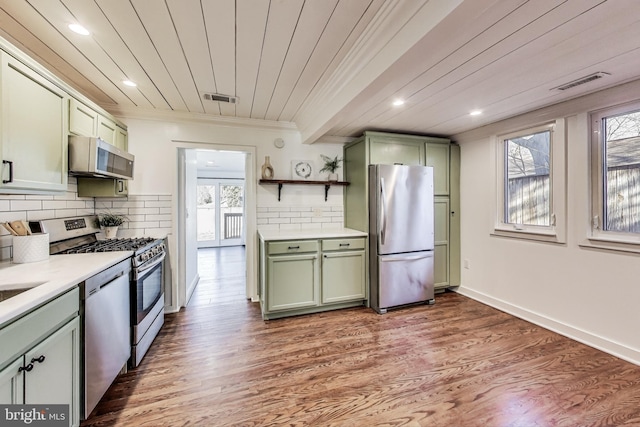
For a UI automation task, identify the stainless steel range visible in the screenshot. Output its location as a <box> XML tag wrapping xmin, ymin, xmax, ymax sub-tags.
<box><xmin>33</xmin><ymin>215</ymin><xmax>166</xmax><ymax>367</ymax></box>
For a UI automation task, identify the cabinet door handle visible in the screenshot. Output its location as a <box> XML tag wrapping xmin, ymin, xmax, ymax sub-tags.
<box><xmin>19</xmin><ymin>363</ymin><xmax>33</xmax><ymax>372</ymax></box>
<box><xmin>2</xmin><ymin>160</ymin><xmax>13</xmax><ymax>184</ymax></box>
<box><xmin>31</xmin><ymin>355</ymin><xmax>46</xmax><ymax>364</ymax></box>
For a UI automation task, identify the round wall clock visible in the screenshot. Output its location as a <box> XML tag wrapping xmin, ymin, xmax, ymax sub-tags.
<box><xmin>294</xmin><ymin>161</ymin><xmax>313</xmax><ymax>179</ymax></box>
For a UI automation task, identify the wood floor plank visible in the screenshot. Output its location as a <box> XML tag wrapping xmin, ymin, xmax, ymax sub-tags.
<box><xmin>80</xmin><ymin>247</ymin><xmax>640</xmax><ymax>426</ymax></box>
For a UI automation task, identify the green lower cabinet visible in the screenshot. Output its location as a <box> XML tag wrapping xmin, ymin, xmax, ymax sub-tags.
<box><xmin>0</xmin><ymin>287</ymin><xmax>80</xmax><ymax>427</ymax></box>
<box><xmin>0</xmin><ymin>357</ymin><xmax>24</xmax><ymax>404</ymax></box>
<box><xmin>322</xmin><ymin>250</ymin><xmax>366</xmax><ymax>304</ymax></box>
<box><xmin>260</xmin><ymin>236</ymin><xmax>367</xmax><ymax>319</ymax></box>
<box><xmin>433</xmin><ymin>244</ymin><xmax>449</xmax><ymax>290</ymax></box>
<box><xmin>267</xmin><ymin>253</ymin><xmax>320</xmax><ymax>312</ymax></box>
<box><xmin>24</xmin><ymin>317</ymin><xmax>80</xmax><ymax>427</ymax></box>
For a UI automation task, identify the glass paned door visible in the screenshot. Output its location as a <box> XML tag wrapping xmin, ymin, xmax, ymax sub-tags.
<box><xmin>197</xmin><ymin>179</ymin><xmax>244</xmax><ymax>248</ymax></box>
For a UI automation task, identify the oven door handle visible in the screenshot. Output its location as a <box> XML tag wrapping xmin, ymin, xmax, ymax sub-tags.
<box><xmin>135</xmin><ymin>252</ymin><xmax>165</xmax><ymax>277</ymax></box>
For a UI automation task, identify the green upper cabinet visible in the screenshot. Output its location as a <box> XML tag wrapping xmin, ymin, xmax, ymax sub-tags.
<box><xmin>97</xmin><ymin>114</ymin><xmax>117</xmax><ymax>145</ymax></box>
<box><xmin>69</xmin><ymin>98</ymin><xmax>99</xmax><ymax>137</ymax></box>
<box><xmin>425</xmin><ymin>140</ymin><xmax>450</xmax><ymax>196</ymax></box>
<box><xmin>369</xmin><ymin>132</ymin><xmax>425</xmax><ymax>166</ymax></box>
<box><xmin>70</xmin><ymin>99</ymin><xmax>128</xmax><ymax>152</ymax></box>
<box><xmin>0</xmin><ymin>51</ymin><xmax>68</xmax><ymax>193</ymax></box>
<box><xmin>115</xmin><ymin>125</ymin><xmax>128</xmax><ymax>151</ymax></box>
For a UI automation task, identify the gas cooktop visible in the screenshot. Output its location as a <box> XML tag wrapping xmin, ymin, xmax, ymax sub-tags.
<box><xmin>59</xmin><ymin>237</ymin><xmax>157</xmax><ymax>254</ymax></box>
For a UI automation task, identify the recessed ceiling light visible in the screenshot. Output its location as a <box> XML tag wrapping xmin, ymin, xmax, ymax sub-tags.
<box><xmin>68</xmin><ymin>24</ymin><xmax>90</xmax><ymax>36</ymax></box>
<box><xmin>122</xmin><ymin>80</ymin><xmax>137</xmax><ymax>87</ymax></box>
<box><xmin>392</xmin><ymin>99</ymin><xmax>405</xmax><ymax>107</ymax></box>
<box><xmin>469</xmin><ymin>110</ymin><xmax>482</xmax><ymax>116</ymax></box>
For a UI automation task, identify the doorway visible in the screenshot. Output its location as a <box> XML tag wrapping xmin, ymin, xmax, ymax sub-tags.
<box><xmin>176</xmin><ymin>146</ymin><xmax>256</xmax><ymax>309</ymax></box>
<box><xmin>197</xmin><ymin>179</ymin><xmax>245</xmax><ymax>248</ymax></box>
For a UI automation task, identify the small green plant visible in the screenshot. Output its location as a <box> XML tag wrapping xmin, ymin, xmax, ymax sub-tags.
<box><xmin>97</xmin><ymin>212</ymin><xmax>127</xmax><ymax>227</ymax></box>
<box><xmin>319</xmin><ymin>155</ymin><xmax>343</xmax><ymax>174</ymax></box>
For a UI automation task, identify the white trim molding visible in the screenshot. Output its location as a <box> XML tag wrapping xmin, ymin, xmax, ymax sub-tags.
<box><xmin>455</xmin><ymin>286</ymin><xmax>640</xmax><ymax>366</ymax></box>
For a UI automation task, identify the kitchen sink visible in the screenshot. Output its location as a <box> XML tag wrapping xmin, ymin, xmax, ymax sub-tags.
<box><xmin>0</xmin><ymin>281</ymin><xmax>46</xmax><ymax>302</ymax></box>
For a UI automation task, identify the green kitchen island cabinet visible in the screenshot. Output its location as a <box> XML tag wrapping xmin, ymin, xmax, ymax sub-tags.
<box><xmin>0</xmin><ymin>287</ymin><xmax>80</xmax><ymax>427</ymax></box>
<box><xmin>258</xmin><ymin>229</ymin><xmax>367</xmax><ymax>320</ymax></box>
<box><xmin>343</xmin><ymin>131</ymin><xmax>460</xmax><ymax>292</ymax></box>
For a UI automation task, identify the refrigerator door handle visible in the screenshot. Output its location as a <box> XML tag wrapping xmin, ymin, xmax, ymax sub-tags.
<box><xmin>381</xmin><ymin>253</ymin><xmax>433</xmax><ymax>262</ymax></box>
<box><xmin>380</xmin><ymin>177</ymin><xmax>387</xmax><ymax>245</ymax></box>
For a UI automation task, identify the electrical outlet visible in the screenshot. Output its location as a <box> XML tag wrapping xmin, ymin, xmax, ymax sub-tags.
<box><xmin>313</xmin><ymin>208</ymin><xmax>323</xmax><ymax>218</ymax></box>
<box><xmin>464</xmin><ymin>259</ymin><xmax>470</xmax><ymax>269</ymax></box>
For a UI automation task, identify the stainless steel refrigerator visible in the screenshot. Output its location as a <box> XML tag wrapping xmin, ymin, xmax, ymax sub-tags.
<box><xmin>369</xmin><ymin>164</ymin><xmax>435</xmax><ymax>313</ymax></box>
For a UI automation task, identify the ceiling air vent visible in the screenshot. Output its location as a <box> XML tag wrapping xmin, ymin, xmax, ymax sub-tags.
<box><xmin>552</xmin><ymin>72</ymin><xmax>610</xmax><ymax>91</ymax></box>
<box><xmin>202</xmin><ymin>92</ymin><xmax>238</xmax><ymax>104</ymax></box>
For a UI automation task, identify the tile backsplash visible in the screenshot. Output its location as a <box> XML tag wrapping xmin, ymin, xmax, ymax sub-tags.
<box><xmin>0</xmin><ymin>177</ymin><xmax>172</xmax><ymax>261</ymax></box>
<box><xmin>256</xmin><ymin>205</ymin><xmax>344</xmax><ymax>231</ymax></box>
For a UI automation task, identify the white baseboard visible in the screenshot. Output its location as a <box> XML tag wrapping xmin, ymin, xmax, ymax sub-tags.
<box><xmin>455</xmin><ymin>286</ymin><xmax>640</xmax><ymax>366</ymax></box>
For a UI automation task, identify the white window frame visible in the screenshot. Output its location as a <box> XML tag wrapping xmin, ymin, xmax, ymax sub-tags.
<box><xmin>492</xmin><ymin>119</ymin><xmax>566</xmax><ymax>243</ymax></box>
<box><xmin>588</xmin><ymin>101</ymin><xmax>640</xmax><ymax>252</ymax></box>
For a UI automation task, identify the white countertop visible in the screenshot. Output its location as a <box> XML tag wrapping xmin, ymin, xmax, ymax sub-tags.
<box><xmin>0</xmin><ymin>252</ymin><xmax>132</xmax><ymax>327</ymax></box>
<box><xmin>258</xmin><ymin>227</ymin><xmax>367</xmax><ymax>241</ymax></box>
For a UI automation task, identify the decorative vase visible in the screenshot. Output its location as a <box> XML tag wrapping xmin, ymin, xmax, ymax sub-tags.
<box><xmin>104</xmin><ymin>226</ymin><xmax>118</xmax><ymax>239</ymax></box>
<box><xmin>328</xmin><ymin>173</ymin><xmax>338</xmax><ymax>181</ymax></box>
<box><xmin>261</xmin><ymin>156</ymin><xmax>274</xmax><ymax>180</ymax></box>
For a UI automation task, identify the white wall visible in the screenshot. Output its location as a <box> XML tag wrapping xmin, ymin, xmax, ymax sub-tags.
<box><xmin>454</xmin><ymin>81</ymin><xmax>640</xmax><ymax>365</ymax></box>
<box><xmin>120</xmin><ymin>114</ymin><xmax>345</xmax><ymax>309</ymax></box>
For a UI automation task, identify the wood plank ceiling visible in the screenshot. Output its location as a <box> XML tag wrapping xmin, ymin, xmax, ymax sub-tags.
<box><xmin>0</xmin><ymin>0</ymin><xmax>638</xmax><ymax>143</ymax></box>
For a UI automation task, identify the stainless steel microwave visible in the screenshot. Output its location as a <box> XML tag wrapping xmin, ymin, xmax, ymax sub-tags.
<box><xmin>68</xmin><ymin>136</ymin><xmax>134</xmax><ymax>180</ymax></box>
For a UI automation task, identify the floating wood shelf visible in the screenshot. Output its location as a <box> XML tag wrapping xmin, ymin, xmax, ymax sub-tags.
<box><xmin>259</xmin><ymin>179</ymin><xmax>350</xmax><ymax>201</ymax></box>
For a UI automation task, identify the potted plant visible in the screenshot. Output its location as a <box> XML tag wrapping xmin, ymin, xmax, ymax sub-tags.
<box><xmin>319</xmin><ymin>154</ymin><xmax>342</xmax><ymax>181</ymax></box>
<box><xmin>97</xmin><ymin>212</ymin><xmax>127</xmax><ymax>239</ymax></box>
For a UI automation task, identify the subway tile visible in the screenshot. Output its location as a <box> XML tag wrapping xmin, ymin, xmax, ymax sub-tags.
<box><xmin>312</xmin><ymin>217</ymin><xmax>332</xmax><ymax>223</ymax></box>
<box><xmin>268</xmin><ymin>218</ymin><xmax>291</xmax><ymax>224</ymax></box>
<box><xmin>0</xmin><ymin>195</ymin><xmax>26</xmax><ymax>200</ymax></box>
<box><xmin>10</xmin><ymin>200</ymin><xmax>42</xmax><ymax>211</ymax></box>
<box><xmin>0</xmin><ymin>200</ymin><xmax>10</xmax><ymax>211</ymax></box>
<box><xmin>128</xmin><ymin>221</ymin><xmax>160</xmax><ymax>229</ymax></box>
<box><xmin>27</xmin><ymin>210</ymin><xmax>56</xmax><ymax>221</ymax></box>
<box><xmin>257</xmin><ymin>218</ymin><xmax>268</xmax><ymax>225</ymax></box>
<box><xmin>257</xmin><ymin>212</ymin><xmax>279</xmax><ymax>219</ymax></box>
<box><xmin>0</xmin><ymin>211</ymin><xmax>26</xmax><ymax>222</ymax></box>
<box><xmin>42</xmin><ymin>200</ymin><xmax>70</xmax><ymax>210</ymax></box>
<box><xmin>158</xmin><ymin>195</ymin><xmax>172</xmax><ymax>201</ymax></box>
<box><xmin>53</xmin><ymin>192</ymin><xmax>77</xmax><ymax>201</ymax></box>
<box><xmin>133</xmin><ymin>195</ymin><xmax>160</xmax><ymax>201</ymax></box>
<box><xmin>159</xmin><ymin>221</ymin><xmax>172</xmax><ymax>228</ymax></box>
<box><xmin>257</xmin><ymin>207</ymin><xmax>268</xmax><ymax>213</ymax></box>
<box><xmin>279</xmin><ymin>212</ymin><xmax>301</xmax><ymax>218</ymax></box>
<box><xmin>268</xmin><ymin>207</ymin><xmax>291</xmax><ymax>212</ymax></box>
<box><xmin>111</xmin><ymin>200</ymin><xmax>145</xmax><ymax>209</ymax></box>
<box><xmin>144</xmin><ymin>214</ymin><xmax>172</xmax><ymax>221</ymax></box>
<box><xmin>280</xmin><ymin>223</ymin><xmax>302</xmax><ymax>231</ymax></box>
<box><xmin>54</xmin><ymin>209</ymin><xmax>79</xmax><ymax>218</ymax></box>
<box><xmin>26</xmin><ymin>194</ymin><xmax>54</xmax><ymax>200</ymax></box>
<box><xmin>144</xmin><ymin>201</ymin><xmax>169</xmax><ymax>208</ymax></box>
<box><xmin>291</xmin><ymin>218</ymin><xmax>312</xmax><ymax>223</ymax></box>
<box><xmin>128</xmin><ymin>207</ymin><xmax>160</xmax><ymax>215</ymax></box>
<box><xmin>289</xmin><ymin>206</ymin><xmax>312</xmax><ymax>212</ymax></box>
<box><xmin>159</xmin><ymin>207</ymin><xmax>172</xmax><ymax>214</ymax></box>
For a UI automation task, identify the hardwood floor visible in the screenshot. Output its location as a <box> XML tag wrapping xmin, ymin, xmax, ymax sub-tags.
<box><xmin>81</xmin><ymin>249</ymin><xmax>640</xmax><ymax>426</ymax></box>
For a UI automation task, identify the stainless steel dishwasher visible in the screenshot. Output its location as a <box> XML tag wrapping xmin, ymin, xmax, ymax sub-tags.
<box><xmin>82</xmin><ymin>258</ymin><xmax>131</xmax><ymax>418</ymax></box>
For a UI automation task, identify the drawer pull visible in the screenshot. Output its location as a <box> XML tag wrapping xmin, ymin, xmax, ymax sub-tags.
<box><xmin>19</xmin><ymin>363</ymin><xmax>33</xmax><ymax>373</ymax></box>
<box><xmin>31</xmin><ymin>355</ymin><xmax>46</xmax><ymax>364</ymax></box>
<box><xmin>288</xmin><ymin>246</ymin><xmax>300</xmax><ymax>250</ymax></box>
<box><xmin>339</xmin><ymin>243</ymin><xmax>350</xmax><ymax>247</ymax></box>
